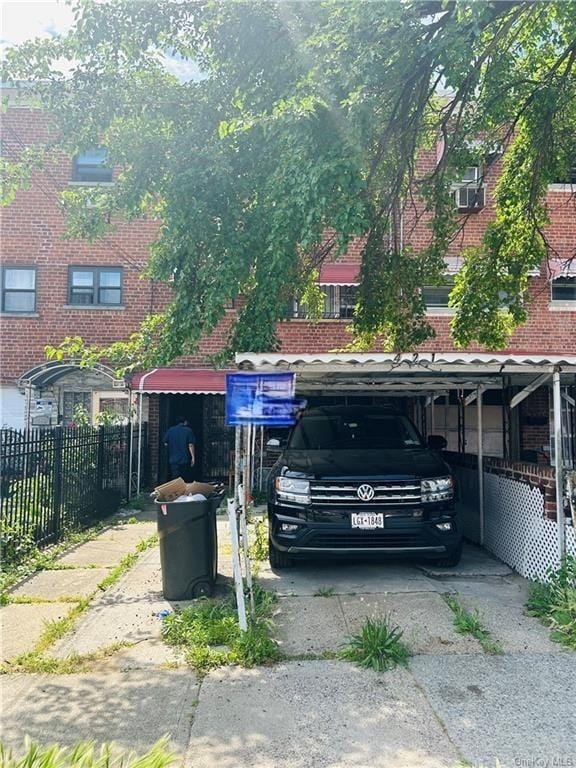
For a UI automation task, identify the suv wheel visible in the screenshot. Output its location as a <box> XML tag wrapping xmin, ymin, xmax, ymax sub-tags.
<box><xmin>269</xmin><ymin>538</ymin><xmax>294</xmax><ymax>569</ymax></box>
<box><xmin>434</xmin><ymin>541</ymin><xmax>463</xmax><ymax>568</ymax></box>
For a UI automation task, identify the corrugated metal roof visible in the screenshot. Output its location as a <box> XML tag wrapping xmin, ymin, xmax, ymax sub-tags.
<box><xmin>130</xmin><ymin>368</ymin><xmax>232</xmax><ymax>394</ymax></box>
<box><xmin>236</xmin><ymin>352</ymin><xmax>576</xmax><ymax>367</ymax></box>
<box><xmin>236</xmin><ymin>352</ymin><xmax>576</xmax><ymax>389</ymax></box>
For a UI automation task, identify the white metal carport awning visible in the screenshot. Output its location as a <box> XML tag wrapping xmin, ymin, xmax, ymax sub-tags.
<box><xmin>235</xmin><ymin>352</ymin><xmax>576</xmax><ymax>393</ymax></box>
<box><xmin>235</xmin><ymin>351</ymin><xmax>576</xmax><ymax>560</ymax></box>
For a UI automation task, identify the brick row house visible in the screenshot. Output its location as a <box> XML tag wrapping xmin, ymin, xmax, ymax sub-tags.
<box><xmin>1</xmin><ymin>99</ymin><xmax>575</xmax><ymax>486</ymax></box>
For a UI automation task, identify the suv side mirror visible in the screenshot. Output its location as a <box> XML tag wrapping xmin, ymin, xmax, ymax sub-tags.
<box><xmin>427</xmin><ymin>435</ymin><xmax>447</xmax><ymax>451</ymax></box>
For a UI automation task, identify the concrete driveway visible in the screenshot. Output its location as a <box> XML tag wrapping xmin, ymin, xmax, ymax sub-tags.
<box><xmin>187</xmin><ymin>540</ymin><xmax>575</xmax><ymax>768</ymax></box>
<box><xmin>2</xmin><ymin>519</ymin><xmax>574</xmax><ymax>768</ymax></box>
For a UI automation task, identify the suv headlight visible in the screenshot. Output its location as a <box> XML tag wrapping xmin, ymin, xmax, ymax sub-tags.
<box><xmin>275</xmin><ymin>477</ymin><xmax>311</xmax><ymax>504</ymax></box>
<box><xmin>421</xmin><ymin>476</ymin><xmax>453</xmax><ymax>503</ymax></box>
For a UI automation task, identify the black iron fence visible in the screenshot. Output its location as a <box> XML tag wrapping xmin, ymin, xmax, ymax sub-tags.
<box><xmin>1</xmin><ymin>423</ymin><xmax>148</xmax><ymax>550</ymax></box>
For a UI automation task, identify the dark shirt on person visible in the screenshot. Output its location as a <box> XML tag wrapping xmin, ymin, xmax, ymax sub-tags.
<box><xmin>163</xmin><ymin>423</ymin><xmax>196</xmax><ymax>464</ymax></box>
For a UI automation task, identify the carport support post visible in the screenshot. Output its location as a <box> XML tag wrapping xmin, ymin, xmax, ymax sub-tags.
<box><xmin>552</xmin><ymin>369</ymin><xmax>566</xmax><ymax>560</ymax></box>
<box><xmin>477</xmin><ymin>386</ymin><xmax>485</xmax><ymax>546</ymax></box>
<box><xmin>136</xmin><ymin>392</ymin><xmax>143</xmax><ymax>496</ymax></box>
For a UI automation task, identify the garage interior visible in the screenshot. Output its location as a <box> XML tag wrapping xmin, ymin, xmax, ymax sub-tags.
<box><xmin>234</xmin><ymin>352</ymin><xmax>576</xmax><ymax>579</ymax></box>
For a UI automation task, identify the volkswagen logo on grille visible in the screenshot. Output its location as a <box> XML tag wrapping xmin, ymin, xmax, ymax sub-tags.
<box><xmin>357</xmin><ymin>484</ymin><xmax>375</xmax><ymax>502</ymax></box>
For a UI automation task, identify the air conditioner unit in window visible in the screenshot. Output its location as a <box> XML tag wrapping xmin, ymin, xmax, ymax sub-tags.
<box><xmin>455</xmin><ymin>185</ymin><xmax>485</xmax><ymax>212</ymax></box>
<box><xmin>112</xmin><ymin>379</ymin><xmax>126</xmax><ymax>390</ymax></box>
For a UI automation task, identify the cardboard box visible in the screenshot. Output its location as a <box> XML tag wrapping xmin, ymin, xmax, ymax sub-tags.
<box><xmin>185</xmin><ymin>481</ymin><xmax>218</xmax><ymax>496</ymax></box>
<box><xmin>153</xmin><ymin>477</ymin><xmax>187</xmax><ymax>501</ymax></box>
<box><xmin>153</xmin><ymin>478</ymin><xmax>221</xmax><ymax>502</ymax></box>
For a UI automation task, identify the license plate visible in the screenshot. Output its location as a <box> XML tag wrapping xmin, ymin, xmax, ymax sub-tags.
<box><xmin>351</xmin><ymin>513</ymin><xmax>384</xmax><ymax>529</ymax></box>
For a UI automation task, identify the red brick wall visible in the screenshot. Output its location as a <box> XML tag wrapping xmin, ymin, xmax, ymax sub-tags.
<box><xmin>1</xmin><ymin>106</ymin><xmax>575</xmax><ymax>390</ymax></box>
<box><xmin>1</xmin><ymin>105</ymin><xmax>166</xmax><ymax>384</ymax></box>
<box><xmin>520</xmin><ymin>389</ymin><xmax>551</xmax><ymax>458</ymax></box>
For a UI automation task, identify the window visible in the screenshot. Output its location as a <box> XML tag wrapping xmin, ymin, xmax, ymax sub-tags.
<box><xmin>72</xmin><ymin>149</ymin><xmax>113</xmax><ymax>183</ymax></box>
<box><xmin>552</xmin><ymin>163</ymin><xmax>576</xmax><ymax>185</ymax></box>
<box><xmin>63</xmin><ymin>391</ymin><xmax>91</xmax><ymax>425</ymax></box>
<box><xmin>292</xmin><ymin>285</ymin><xmax>357</xmax><ymax>319</ymax></box>
<box><xmin>422</xmin><ymin>281</ymin><xmax>454</xmax><ymax>309</ymax></box>
<box><xmin>68</xmin><ymin>267</ymin><xmax>122</xmax><ymax>306</ymax></box>
<box><xmin>454</xmin><ymin>166</ymin><xmax>485</xmax><ymax>211</ymax></box>
<box><xmin>1</xmin><ymin>267</ymin><xmax>36</xmax><ymax>312</ymax></box>
<box><xmin>462</xmin><ymin>166</ymin><xmax>480</xmax><ymax>184</ymax></box>
<box><xmin>551</xmin><ymin>277</ymin><xmax>576</xmax><ymax>302</ymax></box>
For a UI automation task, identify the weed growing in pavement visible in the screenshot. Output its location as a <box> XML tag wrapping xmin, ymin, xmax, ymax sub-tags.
<box><xmin>33</xmin><ymin>598</ymin><xmax>92</xmax><ymax>654</ymax></box>
<box><xmin>162</xmin><ymin>582</ymin><xmax>281</xmax><ymax>675</ymax></box>
<box><xmin>248</xmin><ymin>517</ymin><xmax>269</xmax><ymax>562</ymax></box>
<box><xmin>314</xmin><ymin>586</ymin><xmax>336</xmax><ymax>597</ymax></box>
<box><xmin>444</xmin><ymin>595</ymin><xmax>503</xmax><ymax>654</ymax></box>
<box><xmin>526</xmin><ymin>555</ymin><xmax>576</xmax><ymax>650</ymax></box>
<box><xmin>338</xmin><ymin>616</ymin><xmax>411</xmax><ymax>672</ymax></box>
<box><xmin>0</xmin><ymin>736</ymin><xmax>176</xmax><ymax>767</ymax></box>
<box><xmin>97</xmin><ymin>535</ymin><xmax>158</xmax><ymax>592</ymax></box>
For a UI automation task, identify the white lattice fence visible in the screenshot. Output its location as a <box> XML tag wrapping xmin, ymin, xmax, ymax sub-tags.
<box><xmin>484</xmin><ymin>473</ymin><xmax>576</xmax><ymax>580</ymax></box>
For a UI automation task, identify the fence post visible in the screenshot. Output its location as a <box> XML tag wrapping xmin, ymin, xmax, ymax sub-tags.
<box><xmin>125</xmin><ymin>422</ymin><xmax>131</xmax><ymax>500</ymax></box>
<box><xmin>97</xmin><ymin>426</ymin><xmax>105</xmax><ymax>493</ymax></box>
<box><xmin>52</xmin><ymin>426</ymin><xmax>63</xmax><ymax>540</ymax></box>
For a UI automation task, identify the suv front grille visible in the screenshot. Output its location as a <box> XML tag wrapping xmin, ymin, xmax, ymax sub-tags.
<box><xmin>309</xmin><ymin>480</ymin><xmax>421</xmax><ymax>506</ymax></box>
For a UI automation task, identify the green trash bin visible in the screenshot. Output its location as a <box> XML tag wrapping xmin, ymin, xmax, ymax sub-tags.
<box><xmin>156</xmin><ymin>491</ymin><xmax>224</xmax><ymax>600</ymax></box>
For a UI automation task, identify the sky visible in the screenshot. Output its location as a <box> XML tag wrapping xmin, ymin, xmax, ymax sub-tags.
<box><xmin>0</xmin><ymin>0</ymin><xmax>199</xmax><ymax>80</ymax></box>
<box><xmin>1</xmin><ymin>1</ymin><xmax>75</xmax><ymax>52</ymax></box>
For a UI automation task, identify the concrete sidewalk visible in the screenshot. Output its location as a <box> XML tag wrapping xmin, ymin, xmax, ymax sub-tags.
<box><xmin>1</xmin><ymin>516</ymin><xmax>574</xmax><ymax>768</ymax></box>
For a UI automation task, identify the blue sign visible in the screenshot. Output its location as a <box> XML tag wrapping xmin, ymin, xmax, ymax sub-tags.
<box><xmin>226</xmin><ymin>373</ymin><xmax>302</xmax><ymax>426</ymax></box>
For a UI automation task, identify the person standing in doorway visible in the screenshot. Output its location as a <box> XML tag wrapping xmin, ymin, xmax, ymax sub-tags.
<box><xmin>163</xmin><ymin>417</ymin><xmax>196</xmax><ymax>481</ymax></box>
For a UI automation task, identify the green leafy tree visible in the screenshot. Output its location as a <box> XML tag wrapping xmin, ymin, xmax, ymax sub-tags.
<box><xmin>3</xmin><ymin>0</ymin><xmax>576</xmax><ymax>366</ymax></box>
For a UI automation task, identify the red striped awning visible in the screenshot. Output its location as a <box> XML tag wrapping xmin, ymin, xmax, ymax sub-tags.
<box><xmin>549</xmin><ymin>259</ymin><xmax>576</xmax><ymax>279</ymax></box>
<box><xmin>130</xmin><ymin>368</ymin><xmax>232</xmax><ymax>394</ymax></box>
<box><xmin>318</xmin><ymin>263</ymin><xmax>359</xmax><ymax>285</ymax></box>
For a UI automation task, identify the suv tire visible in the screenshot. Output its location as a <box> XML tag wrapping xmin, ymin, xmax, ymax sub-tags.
<box><xmin>269</xmin><ymin>538</ymin><xmax>294</xmax><ymax>569</ymax></box>
<box><xmin>434</xmin><ymin>541</ymin><xmax>463</xmax><ymax>568</ymax></box>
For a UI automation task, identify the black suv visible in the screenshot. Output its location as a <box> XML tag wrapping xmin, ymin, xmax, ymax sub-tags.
<box><xmin>268</xmin><ymin>405</ymin><xmax>461</xmax><ymax>568</ymax></box>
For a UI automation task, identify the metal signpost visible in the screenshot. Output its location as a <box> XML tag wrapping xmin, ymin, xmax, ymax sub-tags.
<box><xmin>225</xmin><ymin>372</ymin><xmax>300</xmax><ymax>630</ymax></box>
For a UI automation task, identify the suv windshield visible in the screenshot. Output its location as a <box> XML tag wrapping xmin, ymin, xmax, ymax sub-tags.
<box><xmin>288</xmin><ymin>411</ymin><xmax>423</xmax><ymax>451</ymax></box>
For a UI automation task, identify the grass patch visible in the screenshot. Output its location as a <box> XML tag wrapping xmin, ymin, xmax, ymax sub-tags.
<box><xmin>526</xmin><ymin>555</ymin><xmax>576</xmax><ymax>650</ymax></box>
<box><xmin>122</xmin><ymin>493</ymin><xmax>149</xmax><ymax>512</ymax></box>
<box><xmin>6</xmin><ymin>642</ymin><xmax>133</xmax><ymax>675</ymax></box>
<box><xmin>97</xmin><ymin>535</ymin><xmax>157</xmax><ymax>592</ymax></box>
<box><xmin>5</xmin><ymin>595</ymin><xmax>82</xmax><ymax>605</ymax></box>
<box><xmin>32</xmin><ymin>598</ymin><xmax>92</xmax><ymax>654</ymax></box>
<box><xmin>0</xmin><ymin>525</ymin><xmax>108</xmax><ymax>599</ymax></box>
<box><xmin>3</xmin><ymin>534</ymin><xmax>158</xmax><ymax>673</ymax></box>
<box><xmin>314</xmin><ymin>586</ymin><xmax>336</xmax><ymax>597</ymax></box>
<box><xmin>0</xmin><ymin>736</ymin><xmax>176</xmax><ymax>767</ymax></box>
<box><xmin>162</xmin><ymin>581</ymin><xmax>281</xmax><ymax>675</ymax></box>
<box><xmin>339</xmin><ymin>616</ymin><xmax>411</xmax><ymax>672</ymax></box>
<box><xmin>444</xmin><ymin>595</ymin><xmax>503</xmax><ymax>654</ymax></box>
